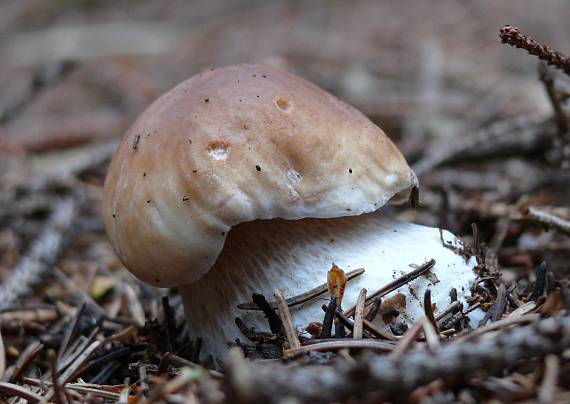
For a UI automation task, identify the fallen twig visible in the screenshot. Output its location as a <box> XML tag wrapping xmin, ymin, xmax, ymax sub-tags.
<box><xmin>321</xmin><ymin>298</ymin><xmax>337</xmax><ymax>339</ymax></box>
<box><xmin>0</xmin><ymin>381</ymin><xmax>43</xmax><ymax>402</ymax></box>
<box><xmin>345</xmin><ymin>259</ymin><xmax>436</xmax><ymax>316</ymax></box>
<box><xmin>455</xmin><ymin>313</ymin><xmax>540</xmax><ymax>343</ymax></box>
<box><xmin>321</xmin><ymin>304</ymin><xmax>396</xmax><ymax>341</ymax></box>
<box><xmin>413</xmin><ymin>115</ymin><xmax>553</xmax><ymax>175</ymax></box>
<box><xmin>500</xmin><ymin>25</ymin><xmax>570</xmax><ymax>76</ymax></box>
<box><xmin>251</xmin><ymin>293</ymin><xmax>282</xmax><ymax>334</ymax></box>
<box><xmin>352</xmin><ymin>289</ymin><xmax>367</xmax><ymax>339</ymax></box>
<box><xmin>0</xmin><ymin>196</ymin><xmax>79</xmax><ymax>310</ymax></box>
<box><xmin>237</xmin><ymin>268</ymin><xmax>365</xmax><ymax>310</ymax></box>
<box><xmin>423</xmin><ymin>289</ymin><xmax>438</xmax><ymax>333</ymax></box>
<box><xmin>273</xmin><ymin>289</ymin><xmax>300</xmax><ymax>350</ymax></box>
<box><xmin>527</xmin><ymin>207</ymin><xmax>570</xmax><ymax>235</ymax></box>
<box><xmin>539</xmin><ymin>63</ymin><xmax>569</xmax><ymax>135</ymax></box>
<box><xmin>228</xmin><ymin>316</ymin><xmax>570</xmax><ymax>402</ymax></box>
<box><xmin>538</xmin><ymin>354</ymin><xmax>560</xmax><ymax>403</ymax></box>
<box><xmin>491</xmin><ymin>283</ymin><xmax>507</xmax><ymax>322</ymax></box>
<box><xmin>283</xmin><ymin>339</ymin><xmax>395</xmax><ymax>357</ymax></box>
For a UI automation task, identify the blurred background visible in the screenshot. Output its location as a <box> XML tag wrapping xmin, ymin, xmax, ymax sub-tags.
<box><xmin>1</xmin><ymin>0</ymin><xmax>570</xmax><ymax>276</ymax></box>
<box><xmin>1</xmin><ymin>0</ymin><xmax>569</xmax><ymax>156</ymax></box>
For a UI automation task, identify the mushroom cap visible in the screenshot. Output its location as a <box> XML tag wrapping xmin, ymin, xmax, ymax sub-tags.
<box><xmin>102</xmin><ymin>64</ymin><xmax>418</xmax><ymax>287</ymax></box>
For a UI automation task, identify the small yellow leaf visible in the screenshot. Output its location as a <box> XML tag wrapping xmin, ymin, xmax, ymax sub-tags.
<box><xmin>327</xmin><ymin>263</ymin><xmax>348</xmax><ymax>306</ymax></box>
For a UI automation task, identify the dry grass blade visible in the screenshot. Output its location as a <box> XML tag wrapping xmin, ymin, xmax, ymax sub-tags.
<box><xmin>491</xmin><ymin>283</ymin><xmax>507</xmax><ymax>322</ymax></box>
<box><xmin>58</xmin><ymin>302</ymin><xmax>86</xmax><ymax>361</ymax></box>
<box><xmin>284</xmin><ymin>339</ymin><xmax>395</xmax><ymax>357</ymax></box>
<box><xmin>435</xmin><ymin>301</ymin><xmax>461</xmax><ymax>322</ymax></box>
<box><xmin>0</xmin><ymin>308</ymin><xmax>59</xmax><ymax>326</ymax></box>
<box><xmin>49</xmin><ymin>349</ymin><xmax>67</xmax><ymax>404</ymax></box>
<box><xmin>361</xmin><ymin>319</ymin><xmax>397</xmax><ymax>341</ymax></box>
<box><xmin>273</xmin><ymin>289</ymin><xmax>300</xmax><ymax>350</ymax></box>
<box><xmin>423</xmin><ymin>289</ymin><xmax>439</xmax><ymax>333</ymax></box>
<box><xmin>455</xmin><ymin>314</ymin><xmax>541</xmax><ymax>343</ymax></box>
<box><xmin>166</xmin><ymin>353</ymin><xmax>224</xmax><ymax>379</ymax></box>
<box><xmin>123</xmin><ymin>283</ymin><xmax>146</xmax><ymax>327</ymax></box>
<box><xmin>24</xmin><ymin>378</ymin><xmax>123</xmax><ymax>400</ymax></box>
<box><xmin>421</xmin><ymin>316</ymin><xmax>440</xmax><ymax>350</ymax></box>
<box><xmin>527</xmin><ymin>207</ymin><xmax>570</xmax><ymax>235</ymax></box>
<box><xmin>321</xmin><ymin>304</ymin><xmax>396</xmax><ymax>341</ymax></box>
<box><xmin>7</xmin><ymin>341</ymin><xmax>44</xmax><ymax>383</ymax></box>
<box><xmin>0</xmin><ymin>381</ymin><xmax>43</xmax><ymax>402</ymax></box>
<box><xmin>353</xmin><ymin>289</ymin><xmax>367</xmax><ymax>339</ymax></box>
<box><xmin>539</xmin><ymin>354</ymin><xmax>560</xmax><ymax>403</ymax></box>
<box><xmin>319</xmin><ymin>304</ymin><xmax>378</xmax><ymax>339</ymax></box>
<box><xmin>237</xmin><ymin>268</ymin><xmax>365</xmax><ymax>310</ymax></box>
<box><xmin>44</xmin><ymin>341</ymin><xmax>101</xmax><ymax>401</ymax></box>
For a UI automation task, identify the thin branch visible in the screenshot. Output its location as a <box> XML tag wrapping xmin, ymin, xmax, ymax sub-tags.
<box><xmin>527</xmin><ymin>207</ymin><xmax>570</xmax><ymax>235</ymax></box>
<box><xmin>44</xmin><ymin>341</ymin><xmax>101</xmax><ymax>401</ymax></box>
<box><xmin>500</xmin><ymin>25</ymin><xmax>570</xmax><ymax>76</ymax></box>
<box><xmin>321</xmin><ymin>304</ymin><xmax>395</xmax><ymax>341</ymax></box>
<box><xmin>0</xmin><ymin>196</ymin><xmax>79</xmax><ymax>310</ymax></box>
<box><xmin>321</xmin><ymin>298</ymin><xmax>337</xmax><ymax>339</ymax></box>
<box><xmin>413</xmin><ymin>115</ymin><xmax>553</xmax><ymax>176</ymax></box>
<box><xmin>353</xmin><ymin>289</ymin><xmax>367</xmax><ymax>339</ymax></box>
<box><xmin>228</xmin><ymin>316</ymin><xmax>570</xmax><ymax>402</ymax></box>
<box><xmin>49</xmin><ymin>350</ymin><xmax>67</xmax><ymax>404</ymax></box>
<box><xmin>251</xmin><ymin>294</ymin><xmax>282</xmax><ymax>334</ymax></box>
<box><xmin>284</xmin><ymin>339</ymin><xmax>395</xmax><ymax>357</ymax></box>
<box><xmin>539</xmin><ymin>63</ymin><xmax>569</xmax><ymax>135</ymax></box>
<box><xmin>0</xmin><ymin>381</ymin><xmax>43</xmax><ymax>403</ymax></box>
<box><xmin>273</xmin><ymin>289</ymin><xmax>300</xmax><ymax>350</ymax></box>
<box><xmin>345</xmin><ymin>259</ymin><xmax>435</xmax><ymax>316</ymax></box>
<box><xmin>538</xmin><ymin>354</ymin><xmax>560</xmax><ymax>403</ymax></box>
<box><xmin>423</xmin><ymin>289</ymin><xmax>438</xmax><ymax>333</ymax></box>
<box><xmin>237</xmin><ymin>268</ymin><xmax>365</xmax><ymax>310</ymax></box>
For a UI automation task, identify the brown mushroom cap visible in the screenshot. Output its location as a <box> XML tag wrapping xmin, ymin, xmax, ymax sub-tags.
<box><xmin>102</xmin><ymin>64</ymin><xmax>418</xmax><ymax>287</ymax></box>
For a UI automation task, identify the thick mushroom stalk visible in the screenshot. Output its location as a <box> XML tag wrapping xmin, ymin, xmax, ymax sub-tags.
<box><xmin>180</xmin><ymin>213</ymin><xmax>476</xmax><ymax>358</ymax></box>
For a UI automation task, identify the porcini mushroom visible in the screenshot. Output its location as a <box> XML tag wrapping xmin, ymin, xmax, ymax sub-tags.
<box><xmin>103</xmin><ymin>64</ymin><xmax>477</xmax><ymax>358</ymax></box>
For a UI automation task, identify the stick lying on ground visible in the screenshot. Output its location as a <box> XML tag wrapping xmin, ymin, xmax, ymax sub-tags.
<box><xmin>0</xmin><ymin>196</ymin><xmax>79</xmax><ymax>310</ymax></box>
<box><xmin>227</xmin><ymin>315</ymin><xmax>570</xmax><ymax>403</ymax></box>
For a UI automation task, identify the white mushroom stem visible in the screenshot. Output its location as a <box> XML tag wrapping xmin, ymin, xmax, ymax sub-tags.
<box><xmin>179</xmin><ymin>212</ymin><xmax>477</xmax><ymax>359</ymax></box>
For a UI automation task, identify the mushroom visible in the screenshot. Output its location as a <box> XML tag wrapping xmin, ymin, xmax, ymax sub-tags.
<box><xmin>102</xmin><ymin>64</ymin><xmax>477</xmax><ymax>358</ymax></box>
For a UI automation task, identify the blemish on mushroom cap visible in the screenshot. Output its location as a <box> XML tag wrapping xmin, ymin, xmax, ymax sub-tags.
<box><xmin>207</xmin><ymin>141</ymin><xmax>229</xmax><ymax>161</ymax></box>
<box><xmin>275</xmin><ymin>97</ymin><xmax>292</xmax><ymax>112</ymax></box>
<box><xmin>286</xmin><ymin>168</ymin><xmax>302</xmax><ymax>185</ymax></box>
<box><xmin>101</xmin><ymin>63</ymin><xmax>418</xmax><ymax>287</ymax></box>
